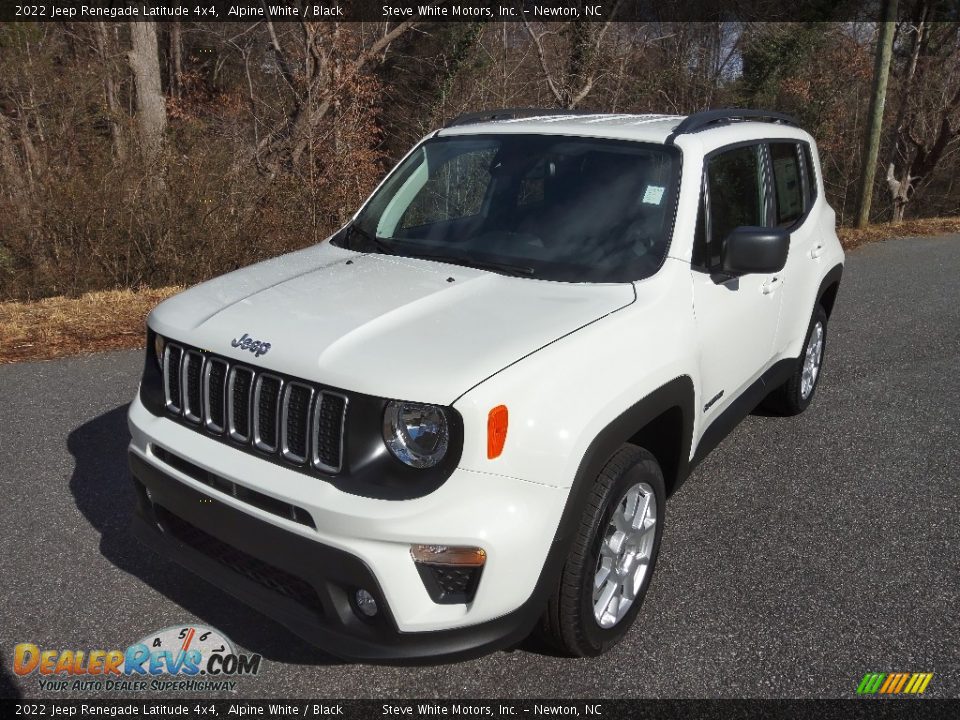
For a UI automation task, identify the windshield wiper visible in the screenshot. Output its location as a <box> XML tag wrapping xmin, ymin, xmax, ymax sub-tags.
<box><xmin>347</xmin><ymin>223</ymin><xmax>395</xmax><ymax>255</ymax></box>
<box><xmin>403</xmin><ymin>250</ymin><xmax>536</xmax><ymax>277</ymax></box>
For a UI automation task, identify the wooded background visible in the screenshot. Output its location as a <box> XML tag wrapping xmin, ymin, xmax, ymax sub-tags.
<box><xmin>1</xmin><ymin>10</ymin><xmax>959</xmax><ymax>300</ymax></box>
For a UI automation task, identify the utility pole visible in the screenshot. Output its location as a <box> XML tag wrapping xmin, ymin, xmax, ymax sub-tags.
<box><xmin>856</xmin><ymin>0</ymin><xmax>898</xmax><ymax>228</ymax></box>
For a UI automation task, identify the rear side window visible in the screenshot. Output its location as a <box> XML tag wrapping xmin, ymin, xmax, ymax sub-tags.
<box><xmin>801</xmin><ymin>143</ymin><xmax>818</xmax><ymax>209</ymax></box>
<box><xmin>770</xmin><ymin>142</ymin><xmax>804</xmax><ymax>226</ymax></box>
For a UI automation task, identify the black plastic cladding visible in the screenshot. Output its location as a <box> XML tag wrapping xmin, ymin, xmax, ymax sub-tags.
<box><xmin>140</xmin><ymin>330</ymin><xmax>464</xmax><ymax>500</ymax></box>
<box><xmin>415</xmin><ymin>563</ymin><xmax>484</xmax><ymax>605</ymax></box>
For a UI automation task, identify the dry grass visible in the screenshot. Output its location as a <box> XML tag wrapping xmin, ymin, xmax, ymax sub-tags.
<box><xmin>837</xmin><ymin>216</ymin><xmax>960</xmax><ymax>250</ymax></box>
<box><xmin>0</xmin><ymin>287</ymin><xmax>181</xmax><ymax>364</ymax></box>
<box><xmin>1</xmin><ymin>215</ymin><xmax>959</xmax><ymax>364</ymax></box>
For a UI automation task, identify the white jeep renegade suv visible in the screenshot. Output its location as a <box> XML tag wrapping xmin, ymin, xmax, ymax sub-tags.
<box><xmin>128</xmin><ymin>109</ymin><xmax>844</xmax><ymax>661</ymax></box>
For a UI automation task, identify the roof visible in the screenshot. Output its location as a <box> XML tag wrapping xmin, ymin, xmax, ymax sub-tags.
<box><xmin>437</xmin><ymin>113</ymin><xmax>686</xmax><ymax>144</ymax></box>
<box><xmin>435</xmin><ymin>110</ymin><xmax>809</xmax><ymax>147</ymax></box>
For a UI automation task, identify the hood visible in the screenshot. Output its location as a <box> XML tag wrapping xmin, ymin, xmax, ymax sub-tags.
<box><xmin>149</xmin><ymin>243</ymin><xmax>635</xmax><ymax>405</ymax></box>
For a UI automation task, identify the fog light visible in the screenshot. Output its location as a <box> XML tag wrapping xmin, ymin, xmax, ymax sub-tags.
<box><xmin>354</xmin><ymin>589</ymin><xmax>378</xmax><ymax>617</ymax></box>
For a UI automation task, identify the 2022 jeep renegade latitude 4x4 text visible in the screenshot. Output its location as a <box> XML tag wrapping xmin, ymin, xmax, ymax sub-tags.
<box><xmin>129</xmin><ymin>109</ymin><xmax>844</xmax><ymax>661</ymax></box>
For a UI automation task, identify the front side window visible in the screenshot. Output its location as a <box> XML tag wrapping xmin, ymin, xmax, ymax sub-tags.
<box><xmin>698</xmin><ymin>144</ymin><xmax>766</xmax><ymax>269</ymax></box>
<box><xmin>336</xmin><ymin>135</ymin><xmax>681</xmax><ymax>283</ymax></box>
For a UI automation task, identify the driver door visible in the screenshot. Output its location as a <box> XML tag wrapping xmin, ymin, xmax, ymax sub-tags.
<box><xmin>691</xmin><ymin>143</ymin><xmax>784</xmax><ymax>425</ymax></box>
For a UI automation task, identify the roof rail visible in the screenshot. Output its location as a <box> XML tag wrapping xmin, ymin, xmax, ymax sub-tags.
<box><xmin>666</xmin><ymin>109</ymin><xmax>800</xmax><ymax>144</ymax></box>
<box><xmin>444</xmin><ymin>108</ymin><xmax>597</xmax><ymax>128</ymax></box>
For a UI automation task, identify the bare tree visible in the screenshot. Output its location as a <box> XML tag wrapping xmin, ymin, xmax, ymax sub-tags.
<box><xmin>856</xmin><ymin>0</ymin><xmax>898</xmax><ymax>228</ymax></box>
<box><xmin>169</xmin><ymin>21</ymin><xmax>184</xmax><ymax>100</ymax></box>
<box><xmin>886</xmin><ymin>6</ymin><xmax>960</xmax><ymax>221</ymax></box>
<box><xmin>522</xmin><ymin>6</ymin><xmax>623</xmax><ymax>109</ymax></box>
<box><xmin>254</xmin><ymin>18</ymin><xmax>430</xmax><ymax>174</ymax></box>
<box><xmin>0</xmin><ymin>114</ymin><xmax>25</xmax><ymax>201</ymax></box>
<box><xmin>128</xmin><ymin>20</ymin><xmax>167</xmax><ymax>163</ymax></box>
<box><xmin>95</xmin><ymin>21</ymin><xmax>126</xmax><ymax>161</ymax></box>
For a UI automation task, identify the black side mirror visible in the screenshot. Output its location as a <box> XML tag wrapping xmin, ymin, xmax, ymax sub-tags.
<box><xmin>721</xmin><ymin>226</ymin><xmax>790</xmax><ymax>275</ymax></box>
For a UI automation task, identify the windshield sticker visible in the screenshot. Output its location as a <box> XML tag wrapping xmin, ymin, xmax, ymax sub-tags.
<box><xmin>642</xmin><ymin>185</ymin><xmax>665</xmax><ymax>205</ymax></box>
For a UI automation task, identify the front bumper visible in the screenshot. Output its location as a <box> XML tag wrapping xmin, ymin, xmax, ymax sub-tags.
<box><xmin>127</xmin><ymin>398</ymin><xmax>570</xmax><ymax>662</ymax></box>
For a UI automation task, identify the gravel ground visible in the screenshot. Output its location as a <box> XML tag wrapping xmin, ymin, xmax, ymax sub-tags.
<box><xmin>1</xmin><ymin>235</ymin><xmax>957</xmax><ymax>699</ymax></box>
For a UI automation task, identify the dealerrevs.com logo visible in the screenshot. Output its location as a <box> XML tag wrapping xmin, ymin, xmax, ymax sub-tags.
<box><xmin>13</xmin><ymin>624</ymin><xmax>262</xmax><ymax>693</ymax></box>
<box><xmin>856</xmin><ymin>672</ymin><xmax>934</xmax><ymax>695</ymax></box>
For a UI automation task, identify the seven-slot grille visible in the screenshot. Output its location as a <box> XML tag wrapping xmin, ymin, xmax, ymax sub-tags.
<box><xmin>162</xmin><ymin>343</ymin><xmax>347</xmax><ymax>474</ymax></box>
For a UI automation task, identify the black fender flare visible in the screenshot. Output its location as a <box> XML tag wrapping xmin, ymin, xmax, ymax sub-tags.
<box><xmin>508</xmin><ymin>375</ymin><xmax>695</xmax><ymax>635</ymax></box>
<box><xmin>556</xmin><ymin>375</ymin><xmax>695</xmax><ymax>539</ymax></box>
<box><xmin>816</xmin><ymin>263</ymin><xmax>844</xmax><ymax>313</ymax></box>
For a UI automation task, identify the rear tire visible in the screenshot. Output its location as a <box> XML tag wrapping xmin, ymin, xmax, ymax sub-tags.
<box><xmin>764</xmin><ymin>303</ymin><xmax>828</xmax><ymax>416</ymax></box>
<box><xmin>539</xmin><ymin>445</ymin><xmax>665</xmax><ymax>657</ymax></box>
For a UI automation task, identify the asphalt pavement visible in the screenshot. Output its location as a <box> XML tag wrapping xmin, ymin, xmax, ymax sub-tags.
<box><xmin>1</xmin><ymin>235</ymin><xmax>958</xmax><ymax>699</ymax></box>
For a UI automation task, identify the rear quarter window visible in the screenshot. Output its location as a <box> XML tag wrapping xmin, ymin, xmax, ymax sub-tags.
<box><xmin>770</xmin><ymin>142</ymin><xmax>804</xmax><ymax>226</ymax></box>
<box><xmin>801</xmin><ymin>142</ymin><xmax>818</xmax><ymax>210</ymax></box>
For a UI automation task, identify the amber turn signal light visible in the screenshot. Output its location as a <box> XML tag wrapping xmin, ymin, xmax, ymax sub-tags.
<box><xmin>410</xmin><ymin>545</ymin><xmax>487</xmax><ymax>567</ymax></box>
<box><xmin>487</xmin><ymin>405</ymin><xmax>508</xmax><ymax>459</ymax></box>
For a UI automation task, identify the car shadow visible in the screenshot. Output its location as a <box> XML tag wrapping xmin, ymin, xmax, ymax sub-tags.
<box><xmin>67</xmin><ymin>404</ymin><xmax>342</xmax><ymax>667</ymax></box>
<box><xmin>0</xmin><ymin>653</ymin><xmax>23</xmax><ymax>699</ymax></box>
<box><xmin>515</xmin><ymin>632</ymin><xmax>566</xmax><ymax>658</ymax></box>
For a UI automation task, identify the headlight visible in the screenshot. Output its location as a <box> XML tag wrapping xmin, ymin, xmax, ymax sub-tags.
<box><xmin>153</xmin><ymin>333</ymin><xmax>166</xmax><ymax>369</ymax></box>
<box><xmin>382</xmin><ymin>401</ymin><xmax>449</xmax><ymax>468</ymax></box>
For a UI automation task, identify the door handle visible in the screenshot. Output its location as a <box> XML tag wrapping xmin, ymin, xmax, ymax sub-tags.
<box><xmin>761</xmin><ymin>276</ymin><xmax>780</xmax><ymax>295</ymax></box>
<box><xmin>810</xmin><ymin>243</ymin><xmax>825</xmax><ymax>259</ymax></box>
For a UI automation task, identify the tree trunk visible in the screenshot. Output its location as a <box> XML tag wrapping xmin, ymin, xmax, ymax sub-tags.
<box><xmin>855</xmin><ymin>0</ymin><xmax>897</xmax><ymax>228</ymax></box>
<box><xmin>169</xmin><ymin>22</ymin><xmax>184</xmax><ymax>100</ymax></box>
<box><xmin>128</xmin><ymin>20</ymin><xmax>167</xmax><ymax>163</ymax></box>
<box><xmin>95</xmin><ymin>21</ymin><xmax>126</xmax><ymax>161</ymax></box>
<box><xmin>0</xmin><ymin>114</ymin><xmax>25</xmax><ymax>200</ymax></box>
<box><xmin>887</xmin><ymin>3</ymin><xmax>927</xmax><ymax>223</ymax></box>
<box><xmin>887</xmin><ymin>164</ymin><xmax>910</xmax><ymax>222</ymax></box>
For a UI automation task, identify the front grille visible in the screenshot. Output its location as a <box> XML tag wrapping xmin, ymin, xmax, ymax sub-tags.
<box><xmin>183</xmin><ymin>351</ymin><xmax>204</xmax><ymax>422</ymax></box>
<box><xmin>163</xmin><ymin>345</ymin><xmax>184</xmax><ymax>412</ymax></box>
<box><xmin>228</xmin><ymin>367</ymin><xmax>254</xmax><ymax>442</ymax></box>
<box><xmin>253</xmin><ymin>374</ymin><xmax>282</xmax><ymax>452</ymax></box>
<box><xmin>154</xmin><ymin>504</ymin><xmax>324</xmax><ymax>616</ymax></box>
<box><xmin>281</xmin><ymin>383</ymin><xmax>313</xmax><ymax>463</ymax></box>
<box><xmin>163</xmin><ymin>342</ymin><xmax>348</xmax><ymax>475</ymax></box>
<box><xmin>313</xmin><ymin>392</ymin><xmax>347</xmax><ymax>472</ymax></box>
<box><xmin>204</xmin><ymin>359</ymin><xmax>228</xmax><ymax>432</ymax></box>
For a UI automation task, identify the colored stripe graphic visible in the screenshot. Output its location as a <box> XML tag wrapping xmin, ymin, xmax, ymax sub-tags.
<box><xmin>913</xmin><ymin>673</ymin><xmax>933</xmax><ymax>694</ymax></box>
<box><xmin>857</xmin><ymin>672</ymin><xmax>932</xmax><ymax>695</ymax></box>
<box><xmin>857</xmin><ymin>673</ymin><xmax>886</xmax><ymax>694</ymax></box>
<box><xmin>879</xmin><ymin>674</ymin><xmax>897</xmax><ymax>693</ymax></box>
<box><xmin>890</xmin><ymin>673</ymin><xmax>909</xmax><ymax>693</ymax></box>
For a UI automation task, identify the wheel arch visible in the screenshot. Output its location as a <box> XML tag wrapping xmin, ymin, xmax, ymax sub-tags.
<box><xmin>816</xmin><ymin>263</ymin><xmax>843</xmax><ymax>319</ymax></box>
<box><xmin>626</xmin><ymin>405</ymin><xmax>687</xmax><ymax>498</ymax></box>
<box><xmin>552</xmin><ymin>375</ymin><xmax>695</xmax><ymax>549</ymax></box>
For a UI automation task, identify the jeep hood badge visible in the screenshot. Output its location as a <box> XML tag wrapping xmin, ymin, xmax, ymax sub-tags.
<box><xmin>231</xmin><ymin>333</ymin><xmax>271</xmax><ymax>358</ymax></box>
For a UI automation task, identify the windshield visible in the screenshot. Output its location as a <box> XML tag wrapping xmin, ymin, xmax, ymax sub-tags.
<box><xmin>334</xmin><ymin>134</ymin><xmax>680</xmax><ymax>282</ymax></box>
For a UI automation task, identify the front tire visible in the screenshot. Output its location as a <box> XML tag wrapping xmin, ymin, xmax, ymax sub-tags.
<box><xmin>539</xmin><ymin>445</ymin><xmax>666</xmax><ymax>657</ymax></box>
<box><xmin>765</xmin><ymin>303</ymin><xmax>829</xmax><ymax>416</ymax></box>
